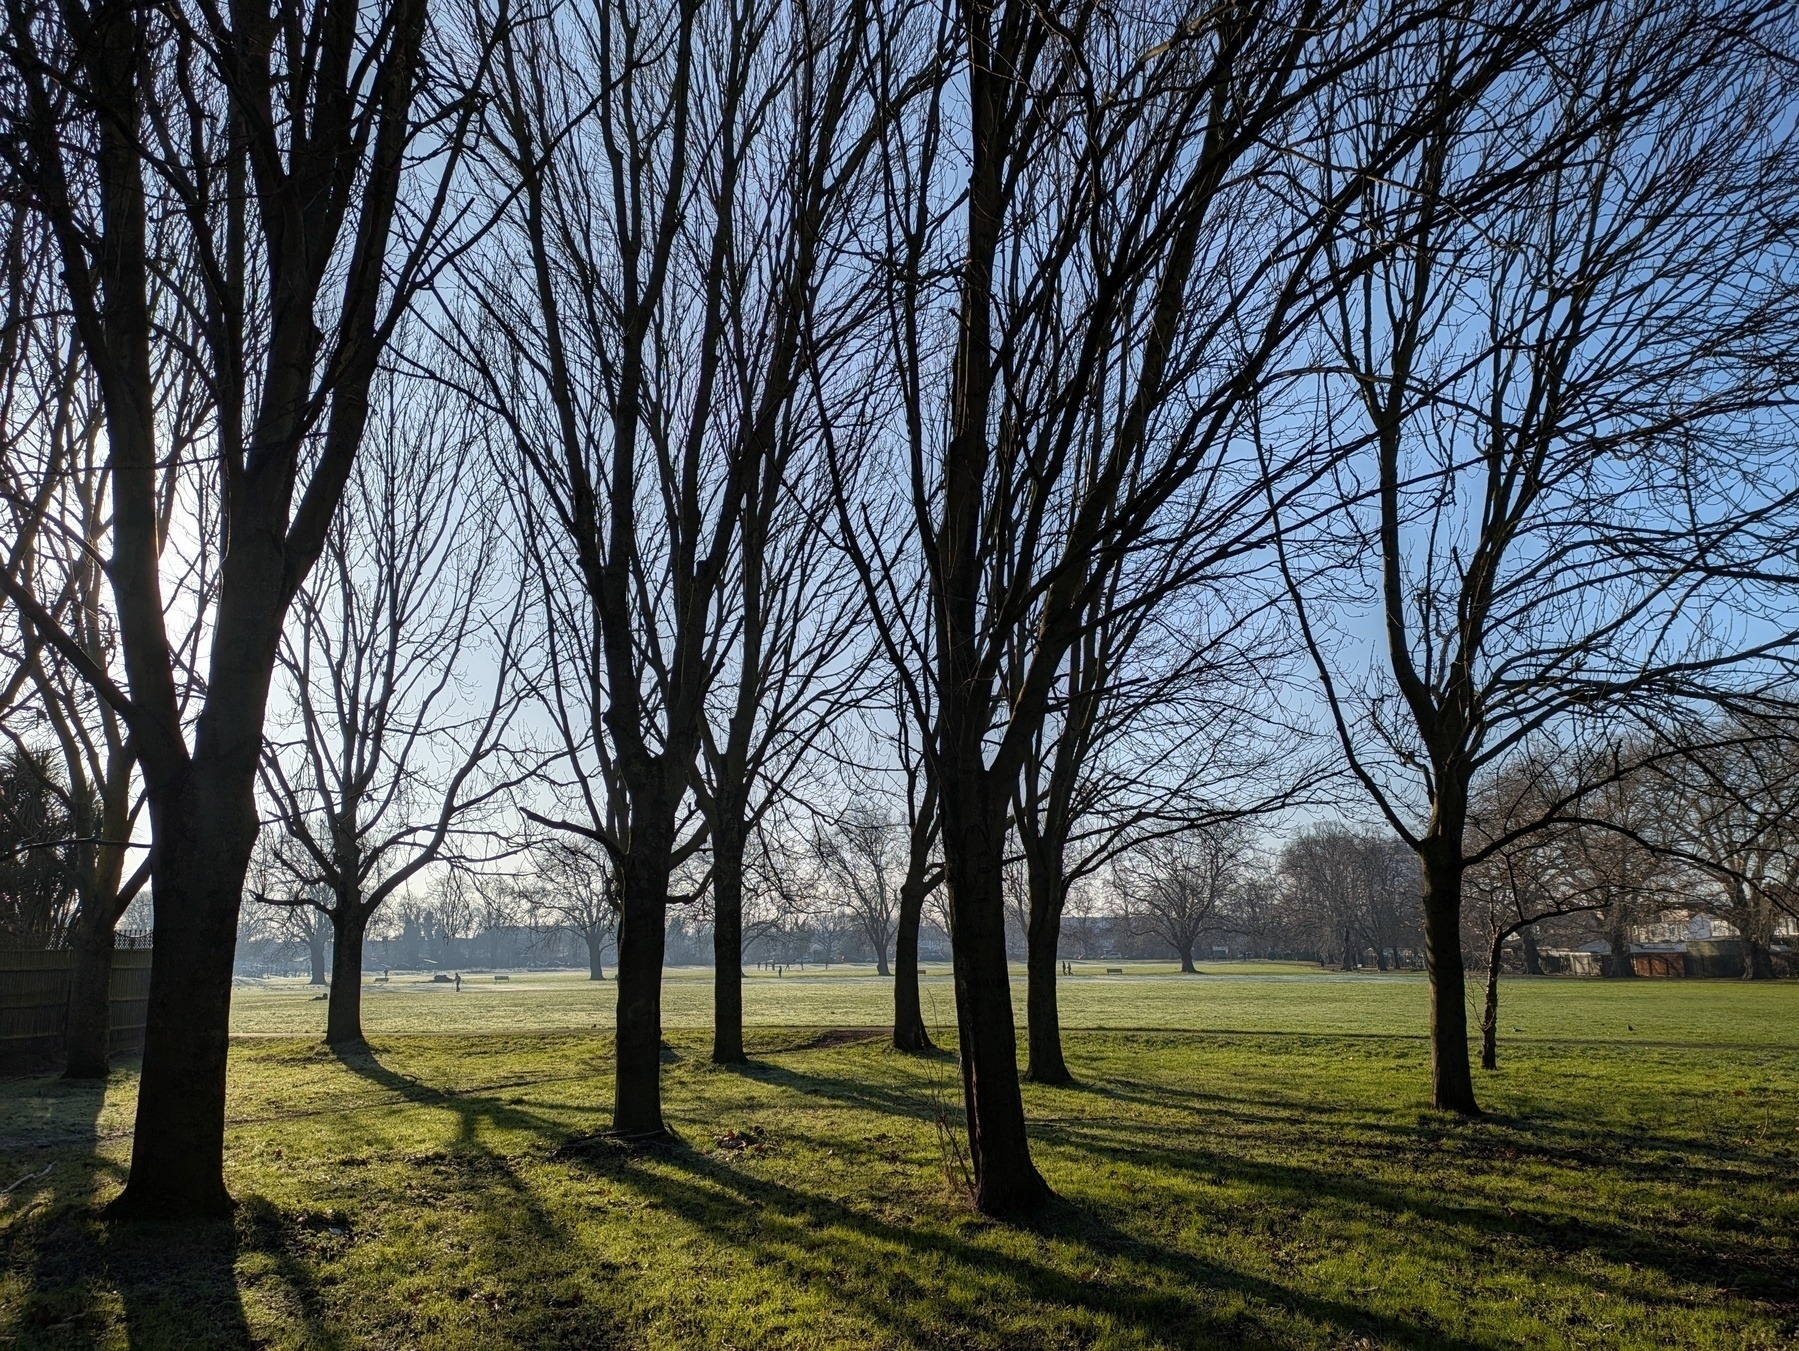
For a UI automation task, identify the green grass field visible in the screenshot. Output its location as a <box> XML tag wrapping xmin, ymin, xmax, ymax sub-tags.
<box><xmin>225</xmin><ymin>962</ymin><xmax>1799</xmax><ymax>1048</ymax></box>
<box><xmin>1</xmin><ymin>966</ymin><xmax>1795</xmax><ymax>1349</ymax></box>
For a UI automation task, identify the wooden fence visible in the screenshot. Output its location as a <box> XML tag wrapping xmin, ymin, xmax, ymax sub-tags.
<box><xmin>0</xmin><ymin>948</ymin><xmax>153</xmax><ymax>1074</ymax></box>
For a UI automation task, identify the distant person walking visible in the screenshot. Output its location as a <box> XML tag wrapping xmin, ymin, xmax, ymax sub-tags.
<box><xmin>454</xmin><ymin>972</ymin><xmax>462</xmax><ymax>993</ymax></box>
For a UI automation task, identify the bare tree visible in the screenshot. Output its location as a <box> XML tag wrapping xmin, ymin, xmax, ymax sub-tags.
<box><xmin>243</xmin><ymin>860</ymin><xmax>333</xmax><ymax>984</ymax></box>
<box><xmin>458</xmin><ymin>0</ymin><xmax>895</xmax><ymax>1134</ymax></box>
<box><xmin>1116</xmin><ymin>823</ymin><xmax>1249</xmax><ymax>972</ymax></box>
<box><xmin>741</xmin><ymin>817</ymin><xmax>828</xmax><ymax>965</ymax></box>
<box><xmin>1463</xmin><ymin>756</ymin><xmax>1661</xmax><ymax>1069</ymax></box>
<box><xmin>0</xmin><ymin>0</ymin><xmax>477</xmax><ymax>1214</ymax></box>
<box><xmin>1279</xmin><ymin>824</ymin><xmax>1418</xmax><ymax>970</ymax></box>
<box><xmin>528</xmin><ymin>839</ymin><xmax>618</xmax><ymax>980</ymax></box>
<box><xmin>848</xmin><ymin>0</ymin><xmax>1552</xmax><ymax>1212</ymax></box>
<box><xmin>830</xmin><ymin>675</ymin><xmax>944</xmax><ymax>1047</ymax></box>
<box><xmin>0</xmin><ymin>212</ymin><xmax>192</xmax><ymax>1075</ymax></box>
<box><xmin>1273</xmin><ymin>3</ymin><xmax>1799</xmax><ymax>1114</ymax></box>
<box><xmin>432</xmin><ymin>872</ymin><xmax>482</xmax><ymax>966</ymax></box>
<box><xmin>891</xmin><ymin>733</ymin><xmax>943</xmax><ymax>1048</ymax></box>
<box><xmin>812</xmin><ymin>802</ymin><xmax>904</xmax><ymax>975</ymax></box>
<box><xmin>1011</xmin><ymin>591</ymin><xmax>1308</xmax><ymax>1081</ymax></box>
<box><xmin>257</xmin><ymin>382</ymin><xmax>528</xmax><ymax>1044</ymax></box>
<box><xmin>1654</xmin><ymin>712</ymin><xmax>1799</xmax><ymax>979</ymax></box>
<box><xmin>697</xmin><ymin>430</ymin><xmax>869</xmax><ymax>1063</ymax></box>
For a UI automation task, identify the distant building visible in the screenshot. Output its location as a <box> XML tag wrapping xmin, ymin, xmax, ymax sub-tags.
<box><xmin>1536</xmin><ymin>921</ymin><xmax>1776</xmax><ymax>979</ymax></box>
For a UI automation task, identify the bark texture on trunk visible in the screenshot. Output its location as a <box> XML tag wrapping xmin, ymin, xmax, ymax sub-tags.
<box><xmin>1605</xmin><ymin>912</ymin><xmax>1635</xmax><ymax>978</ymax></box>
<box><xmin>108</xmin><ymin>765</ymin><xmax>257</xmax><ymax>1219</ymax></box>
<box><xmin>308</xmin><ymin>925</ymin><xmax>328</xmax><ymax>985</ymax></box>
<box><xmin>711</xmin><ymin>815</ymin><xmax>746</xmax><ymax>1063</ymax></box>
<box><xmin>892</xmin><ymin>873</ymin><xmax>932</xmax><ymax>1051</ymax></box>
<box><xmin>1743</xmin><ymin>896</ymin><xmax>1775</xmax><ymax>979</ymax></box>
<box><xmin>62</xmin><ymin>918</ymin><xmax>115</xmax><ymax>1079</ymax></box>
<box><xmin>28</xmin><ymin>0</ymin><xmax>425</xmax><ymax>1221</ymax></box>
<box><xmin>1420</xmin><ymin>843</ymin><xmax>1479</xmax><ymax>1115</ymax></box>
<box><xmin>1521</xmin><ymin>926</ymin><xmax>1542</xmax><ymax>976</ymax></box>
<box><xmin>941</xmin><ymin>793</ymin><xmax>1050</xmax><ymax>1215</ymax></box>
<box><xmin>931</xmin><ymin>0</ymin><xmax>1052</xmax><ymax>1217</ymax></box>
<box><xmin>587</xmin><ymin>934</ymin><xmax>606</xmax><ymax>980</ymax></box>
<box><xmin>891</xmin><ymin>784</ymin><xmax>937</xmax><ymax>1052</ymax></box>
<box><xmin>1022</xmin><ymin>847</ymin><xmax>1069</xmax><ymax>1083</ymax></box>
<box><xmin>1479</xmin><ymin>928</ymin><xmax>1506</xmax><ymax>1071</ymax></box>
<box><xmin>325</xmin><ymin>908</ymin><xmax>367</xmax><ymax>1045</ymax></box>
<box><xmin>1178</xmin><ymin>946</ymin><xmax>1197</xmax><ymax>975</ymax></box>
<box><xmin>61</xmin><ymin>789</ymin><xmax>131</xmax><ymax>1079</ymax></box>
<box><xmin>1745</xmin><ymin>933</ymin><xmax>1774</xmax><ymax>980</ymax></box>
<box><xmin>613</xmin><ymin>830</ymin><xmax>670</xmax><ymax>1136</ymax></box>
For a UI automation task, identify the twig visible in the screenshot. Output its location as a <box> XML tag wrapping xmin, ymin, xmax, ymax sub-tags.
<box><xmin>0</xmin><ymin>1165</ymin><xmax>53</xmax><ymax>1198</ymax></box>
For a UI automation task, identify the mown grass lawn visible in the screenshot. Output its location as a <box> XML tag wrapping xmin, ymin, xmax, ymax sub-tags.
<box><xmin>0</xmin><ymin>972</ymin><xmax>1795</xmax><ymax>1349</ymax></box>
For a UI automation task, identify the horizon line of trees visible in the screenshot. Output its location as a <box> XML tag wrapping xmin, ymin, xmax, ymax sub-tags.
<box><xmin>221</xmin><ymin>794</ymin><xmax>1797</xmax><ymax>991</ymax></box>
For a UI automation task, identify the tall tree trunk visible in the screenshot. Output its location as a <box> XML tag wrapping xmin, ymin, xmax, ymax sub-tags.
<box><xmin>1479</xmin><ymin>928</ymin><xmax>1506</xmax><ymax>1071</ymax></box>
<box><xmin>1743</xmin><ymin>893</ymin><xmax>1774</xmax><ymax>980</ymax></box>
<box><xmin>940</xmin><ymin>786</ymin><xmax>1050</xmax><ymax>1215</ymax></box>
<box><xmin>1178</xmin><ymin>942</ymin><xmax>1197</xmax><ymax>975</ymax></box>
<box><xmin>612</xmin><ymin>811</ymin><xmax>671</xmax><ymax>1136</ymax></box>
<box><xmin>1419</xmin><ymin>841</ymin><xmax>1480</xmax><ymax>1115</ymax></box>
<box><xmin>308</xmin><ymin>922</ymin><xmax>328</xmax><ymax>985</ymax></box>
<box><xmin>586</xmin><ymin>929</ymin><xmax>606</xmax><ymax>980</ymax></box>
<box><xmin>874</xmin><ymin>946</ymin><xmax>891</xmax><ymax>978</ymax></box>
<box><xmin>109</xmin><ymin>764</ymin><xmax>258</xmax><ymax>1219</ymax></box>
<box><xmin>62</xmin><ymin>905</ymin><xmax>115</xmax><ymax>1079</ymax></box>
<box><xmin>325</xmin><ymin>906</ymin><xmax>367</xmax><ymax>1045</ymax></box>
<box><xmin>62</xmin><ymin>791</ymin><xmax>130</xmax><ymax>1078</ymax></box>
<box><xmin>1605</xmin><ymin>909</ymin><xmax>1635</xmax><ymax>978</ymax></box>
<box><xmin>1521</xmin><ymin>925</ymin><xmax>1542</xmax><ymax>976</ymax></box>
<box><xmin>932</xmin><ymin>0</ymin><xmax>1050</xmax><ymax>1217</ymax></box>
<box><xmin>892</xmin><ymin>870</ymin><xmax>932</xmax><ymax>1052</ymax></box>
<box><xmin>1023</xmin><ymin>857</ymin><xmax>1069</xmax><ymax>1083</ymax></box>
<box><xmin>1744</xmin><ymin>934</ymin><xmax>1774</xmax><ymax>980</ymax></box>
<box><xmin>711</xmin><ymin>813</ymin><xmax>746</xmax><ymax>1064</ymax></box>
<box><xmin>892</xmin><ymin>781</ymin><xmax>937</xmax><ymax>1052</ymax></box>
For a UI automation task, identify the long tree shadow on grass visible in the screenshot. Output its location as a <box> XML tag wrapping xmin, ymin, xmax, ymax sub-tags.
<box><xmin>327</xmin><ymin>1040</ymin><xmax>634</xmax><ymax>1347</ymax></box>
<box><xmin>557</xmin><ymin>1127</ymin><xmax>1497</xmax><ymax>1350</ymax></box>
<box><xmin>1060</xmin><ymin>1062</ymin><xmax>1795</xmax><ymax>1196</ymax></box>
<box><xmin>0</xmin><ymin>1068</ymin><xmax>255</xmax><ymax>1351</ymax></box>
<box><xmin>1029</xmin><ymin>1083</ymin><xmax>1797</xmax><ymax>1313</ymax></box>
<box><xmin>750</xmin><ymin>1047</ymin><xmax>1795</xmax><ymax>1324</ymax></box>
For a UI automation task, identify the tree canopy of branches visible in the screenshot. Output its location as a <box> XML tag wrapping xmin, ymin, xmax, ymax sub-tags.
<box><xmin>811</xmin><ymin>803</ymin><xmax>905</xmax><ymax>977</ymax></box>
<box><xmin>1011</xmin><ymin>596</ymin><xmax>1311</xmax><ymax>1082</ymax></box>
<box><xmin>1652</xmin><ymin>712</ymin><xmax>1799</xmax><ymax>979</ymax></box>
<box><xmin>0</xmin><ymin>0</ymin><xmax>475</xmax><ymax>1215</ymax></box>
<box><xmin>841</xmin><ymin>0</ymin><xmax>1594</xmax><ymax>1212</ymax></box>
<box><xmin>0</xmin><ymin>199</ymin><xmax>189</xmax><ymax>1075</ymax></box>
<box><xmin>4</xmin><ymin>0</ymin><xmax>1799</xmax><ymax>1230</ymax></box>
<box><xmin>1278</xmin><ymin>824</ymin><xmax>1418</xmax><ymax>971</ymax></box>
<box><xmin>258</xmin><ymin>382</ymin><xmax>528</xmax><ymax>1044</ymax></box>
<box><xmin>1464</xmin><ymin>753</ymin><xmax>1674</xmax><ymax>1068</ymax></box>
<box><xmin>525</xmin><ymin>840</ymin><xmax>619</xmax><ymax>981</ymax></box>
<box><xmin>1274</xmin><ymin>0</ymin><xmax>1799</xmax><ymax>1114</ymax></box>
<box><xmin>458</xmin><ymin>0</ymin><xmax>895</xmax><ymax>1134</ymax></box>
<box><xmin>1116</xmin><ymin>824</ymin><xmax>1254</xmax><ymax>973</ymax></box>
